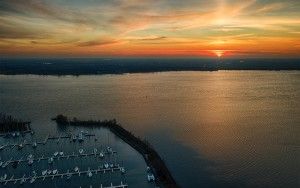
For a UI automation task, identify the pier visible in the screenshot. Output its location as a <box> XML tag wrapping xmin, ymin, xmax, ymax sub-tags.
<box><xmin>81</xmin><ymin>183</ymin><xmax>128</xmax><ymax>188</ymax></box>
<box><xmin>1</xmin><ymin>150</ymin><xmax>117</xmax><ymax>167</ymax></box>
<box><xmin>85</xmin><ymin>182</ymin><xmax>128</xmax><ymax>188</ymax></box>
<box><xmin>0</xmin><ymin>130</ymin><xmax>32</xmax><ymax>137</ymax></box>
<box><xmin>0</xmin><ymin>134</ymin><xmax>96</xmax><ymax>150</ymax></box>
<box><xmin>0</xmin><ymin>166</ymin><xmax>125</xmax><ymax>185</ymax></box>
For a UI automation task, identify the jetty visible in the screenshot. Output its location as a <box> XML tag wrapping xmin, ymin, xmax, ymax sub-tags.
<box><xmin>52</xmin><ymin>115</ymin><xmax>179</xmax><ymax>188</ymax></box>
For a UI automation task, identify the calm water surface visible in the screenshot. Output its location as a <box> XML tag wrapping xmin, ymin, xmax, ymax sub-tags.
<box><xmin>0</xmin><ymin>71</ymin><xmax>299</xmax><ymax>188</ymax></box>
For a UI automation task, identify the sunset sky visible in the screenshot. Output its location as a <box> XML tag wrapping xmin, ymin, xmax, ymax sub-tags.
<box><xmin>0</xmin><ymin>0</ymin><xmax>300</xmax><ymax>57</ymax></box>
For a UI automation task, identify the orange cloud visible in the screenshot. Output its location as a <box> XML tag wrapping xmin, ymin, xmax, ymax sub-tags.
<box><xmin>0</xmin><ymin>0</ymin><xmax>300</xmax><ymax>57</ymax></box>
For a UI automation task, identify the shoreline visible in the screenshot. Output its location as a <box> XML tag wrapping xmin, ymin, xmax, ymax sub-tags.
<box><xmin>1</xmin><ymin>58</ymin><xmax>299</xmax><ymax>76</ymax></box>
<box><xmin>1</xmin><ymin>69</ymin><xmax>299</xmax><ymax>77</ymax></box>
<box><xmin>52</xmin><ymin>115</ymin><xmax>179</xmax><ymax>188</ymax></box>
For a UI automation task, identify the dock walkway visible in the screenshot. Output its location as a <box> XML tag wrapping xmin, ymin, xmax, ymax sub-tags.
<box><xmin>0</xmin><ymin>134</ymin><xmax>95</xmax><ymax>150</ymax></box>
<box><xmin>1</xmin><ymin>150</ymin><xmax>117</xmax><ymax>167</ymax></box>
<box><xmin>0</xmin><ymin>166</ymin><xmax>125</xmax><ymax>185</ymax></box>
<box><xmin>0</xmin><ymin>130</ymin><xmax>32</xmax><ymax>137</ymax></box>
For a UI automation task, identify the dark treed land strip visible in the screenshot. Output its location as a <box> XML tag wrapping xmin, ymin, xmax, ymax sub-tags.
<box><xmin>52</xmin><ymin>115</ymin><xmax>179</xmax><ymax>188</ymax></box>
<box><xmin>0</xmin><ymin>58</ymin><xmax>299</xmax><ymax>75</ymax></box>
<box><xmin>0</xmin><ymin>113</ymin><xmax>31</xmax><ymax>133</ymax></box>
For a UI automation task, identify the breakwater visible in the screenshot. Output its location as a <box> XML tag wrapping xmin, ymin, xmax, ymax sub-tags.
<box><xmin>52</xmin><ymin>115</ymin><xmax>179</xmax><ymax>188</ymax></box>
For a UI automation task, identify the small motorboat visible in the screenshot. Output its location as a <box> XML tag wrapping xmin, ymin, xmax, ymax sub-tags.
<box><xmin>107</xmin><ymin>146</ymin><xmax>112</xmax><ymax>153</ymax></box>
<box><xmin>1</xmin><ymin>173</ymin><xmax>7</xmax><ymax>181</ymax></box>
<box><xmin>110</xmin><ymin>163</ymin><xmax>114</xmax><ymax>168</ymax></box>
<box><xmin>27</xmin><ymin>154</ymin><xmax>33</xmax><ymax>160</ymax></box>
<box><xmin>104</xmin><ymin>163</ymin><xmax>109</xmax><ymax>169</ymax></box>
<box><xmin>53</xmin><ymin>152</ymin><xmax>59</xmax><ymax>157</ymax></box>
<box><xmin>47</xmin><ymin>170</ymin><xmax>52</xmax><ymax>175</ymax></box>
<box><xmin>79</xmin><ymin>149</ymin><xmax>84</xmax><ymax>154</ymax></box>
<box><xmin>87</xmin><ymin>168</ymin><xmax>92</xmax><ymax>177</ymax></box>
<box><xmin>99</xmin><ymin>152</ymin><xmax>104</xmax><ymax>158</ymax></box>
<box><xmin>147</xmin><ymin>173</ymin><xmax>155</xmax><ymax>182</ymax></box>
<box><xmin>59</xmin><ymin>151</ymin><xmax>64</xmax><ymax>156</ymax></box>
<box><xmin>32</xmin><ymin>142</ymin><xmax>37</xmax><ymax>148</ymax></box>
<box><xmin>42</xmin><ymin>170</ymin><xmax>47</xmax><ymax>176</ymax></box>
<box><xmin>2</xmin><ymin>161</ymin><xmax>9</xmax><ymax>168</ymax></box>
<box><xmin>74</xmin><ymin>166</ymin><xmax>79</xmax><ymax>172</ymax></box>
<box><xmin>66</xmin><ymin>170</ymin><xmax>72</xmax><ymax>180</ymax></box>
<box><xmin>93</xmin><ymin>148</ymin><xmax>97</xmax><ymax>154</ymax></box>
<box><xmin>78</xmin><ymin>133</ymin><xmax>84</xmax><ymax>142</ymax></box>
<box><xmin>30</xmin><ymin>176</ymin><xmax>36</xmax><ymax>184</ymax></box>
<box><xmin>0</xmin><ymin>145</ymin><xmax>4</xmax><ymax>150</ymax></box>
<box><xmin>52</xmin><ymin>169</ymin><xmax>58</xmax><ymax>175</ymax></box>
<box><xmin>12</xmin><ymin>133</ymin><xmax>16</xmax><ymax>137</ymax></box>
<box><xmin>121</xmin><ymin>167</ymin><xmax>125</xmax><ymax>174</ymax></box>
<box><xmin>72</xmin><ymin>135</ymin><xmax>77</xmax><ymax>142</ymax></box>
<box><xmin>18</xmin><ymin>143</ymin><xmax>23</xmax><ymax>150</ymax></box>
<box><xmin>48</xmin><ymin>157</ymin><xmax>54</xmax><ymax>164</ymax></box>
<box><xmin>28</xmin><ymin>159</ymin><xmax>34</xmax><ymax>166</ymax></box>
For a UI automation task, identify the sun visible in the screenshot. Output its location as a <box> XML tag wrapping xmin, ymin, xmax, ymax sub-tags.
<box><xmin>213</xmin><ymin>50</ymin><xmax>224</xmax><ymax>58</ymax></box>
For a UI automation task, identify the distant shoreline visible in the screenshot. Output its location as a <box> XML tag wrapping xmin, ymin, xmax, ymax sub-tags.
<box><xmin>1</xmin><ymin>58</ymin><xmax>299</xmax><ymax>75</ymax></box>
<box><xmin>1</xmin><ymin>69</ymin><xmax>300</xmax><ymax>77</ymax></box>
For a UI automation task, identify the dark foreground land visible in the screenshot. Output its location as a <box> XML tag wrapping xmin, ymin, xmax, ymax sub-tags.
<box><xmin>0</xmin><ymin>113</ymin><xmax>31</xmax><ymax>133</ymax></box>
<box><xmin>52</xmin><ymin>115</ymin><xmax>179</xmax><ymax>188</ymax></box>
<box><xmin>1</xmin><ymin>58</ymin><xmax>299</xmax><ymax>75</ymax></box>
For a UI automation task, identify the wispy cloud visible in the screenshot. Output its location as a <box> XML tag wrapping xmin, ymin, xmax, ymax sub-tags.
<box><xmin>77</xmin><ymin>39</ymin><xmax>122</xmax><ymax>47</ymax></box>
<box><xmin>0</xmin><ymin>0</ymin><xmax>299</xmax><ymax>57</ymax></box>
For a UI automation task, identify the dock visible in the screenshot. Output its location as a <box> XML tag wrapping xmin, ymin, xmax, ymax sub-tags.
<box><xmin>0</xmin><ymin>166</ymin><xmax>125</xmax><ymax>185</ymax></box>
<box><xmin>0</xmin><ymin>134</ymin><xmax>96</xmax><ymax>150</ymax></box>
<box><xmin>88</xmin><ymin>182</ymin><xmax>128</xmax><ymax>188</ymax></box>
<box><xmin>1</xmin><ymin>150</ymin><xmax>117</xmax><ymax>167</ymax></box>
<box><xmin>0</xmin><ymin>130</ymin><xmax>32</xmax><ymax>137</ymax></box>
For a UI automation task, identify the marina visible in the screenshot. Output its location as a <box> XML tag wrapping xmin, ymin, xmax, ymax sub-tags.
<box><xmin>53</xmin><ymin>115</ymin><xmax>178</xmax><ymax>187</ymax></box>
<box><xmin>0</xmin><ymin>125</ymin><xmax>157</xmax><ymax>188</ymax></box>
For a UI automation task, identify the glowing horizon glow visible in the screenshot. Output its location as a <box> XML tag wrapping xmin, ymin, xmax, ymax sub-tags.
<box><xmin>0</xmin><ymin>0</ymin><xmax>300</xmax><ymax>57</ymax></box>
<box><xmin>213</xmin><ymin>50</ymin><xmax>225</xmax><ymax>58</ymax></box>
